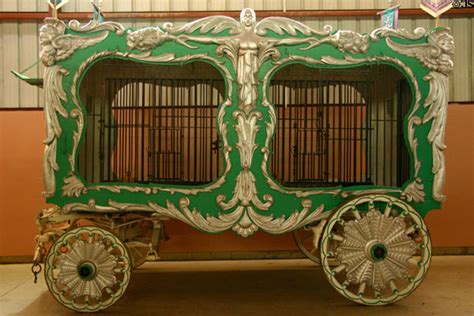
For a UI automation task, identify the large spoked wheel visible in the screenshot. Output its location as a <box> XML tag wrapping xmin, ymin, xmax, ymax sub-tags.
<box><xmin>44</xmin><ymin>226</ymin><xmax>132</xmax><ymax>313</ymax></box>
<box><xmin>320</xmin><ymin>195</ymin><xmax>431</xmax><ymax>305</ymax></box>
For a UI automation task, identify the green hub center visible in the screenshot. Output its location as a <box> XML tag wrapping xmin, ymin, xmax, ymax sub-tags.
<box><xmin>77</xmin><ymin>262</ymin><xmax>97</xmax><ymax>281</ymax></box>
<box><xmin>370</xmin><ymin>243</ymin><xmax>388</xmax><ymax>261</ymax></box>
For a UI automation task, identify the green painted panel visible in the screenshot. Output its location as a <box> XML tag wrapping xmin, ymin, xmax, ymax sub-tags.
<box><xmin>40</xmin><ymin>12</ymin><xmax>453</xmax><ymax>236</ymax></box>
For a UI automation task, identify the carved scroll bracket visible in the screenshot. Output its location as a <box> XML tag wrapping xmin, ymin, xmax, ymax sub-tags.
<box><xmin>216</xmin><ymin>109</ymin><xmax>275</xmax><ymax>236</ymax></box>
<box><xmin>61</xmin><ymin>197</ymin><xmax>328</xmax><ymax>238</ymax></box>
<box><xmin>386</xmin><ymin>28</ymin><xmax>454</xmax><ymax>202</ymax></box>
<box><xmin>40</xmin><ymin>18</ymin><xmax>124</xmax><ymax>66</ymax></box>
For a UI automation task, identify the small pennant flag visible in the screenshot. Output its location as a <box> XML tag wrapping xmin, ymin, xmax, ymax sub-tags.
<box><xmin>90</xmin><ymin>0</ymin><xmax>105</xmax><ymax>22</ymax></box>
<box><xmin>377</xmin><ymin>5</ymin><xmax>400</xmax><ymax>29</ymax></box>
<box><xmin>420</xmin><ymin>0</ymin><xmax>453</xmax><ymax>18</ymax></box>
<box><xmin>47</xmin><ymin>0</ymin><xmax>69</xmax><ymax>10</ymax></box>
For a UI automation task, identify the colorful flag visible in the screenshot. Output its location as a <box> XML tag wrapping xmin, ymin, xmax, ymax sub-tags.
<box><xmin>420</xmin><ymin>0</ymin><xmax>453</xmax><ymax>18</ymax></box>
<box><xmin>90</xmin><ymin>0</ymin><xmax>105</xmax><ymax>22</ymax></box>
<box><xmin>47</xmin><ymin>0</ymin><xmax>69</xmax><ymax>10</ymax></box>
<box><xmin>377</xmin><ymin>5</ymin><xmax>400</xmax><ymax>29</ymax></box>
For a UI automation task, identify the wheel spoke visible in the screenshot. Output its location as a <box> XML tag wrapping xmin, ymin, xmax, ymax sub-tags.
<box><xmin>408</xmin><ymin>256</ymin><xmax>420</xmax><ymax>266</ymax></box>
<box><xmin>358</xmin><ymin>282</ymin><xmax>366</xmax><ymax>295</ymax></box>
<box><xmin>389</xmin><ymin>280</ymin><xmax>398</xmax><ymax>293</ymax></box>
<box><xmin>332</xmin><ymin>264</ymin><xmax>346</xmax><ymax>274</ymax></box>
<box><xmin>405</xmin><ymin>225</ymin><xmax>416</xmax><ymax>235</ymax></box>
<box><xmin>352</xmin><ymin>209</ymin><xmax>362</xmax><ymax>220</ymax></box>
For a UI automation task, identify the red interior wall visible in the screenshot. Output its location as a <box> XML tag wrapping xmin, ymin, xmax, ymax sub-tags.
<box><xmin>0</xmin><ymin>103</ymin><xmax>473</xmax><ymax>257</ymax></box>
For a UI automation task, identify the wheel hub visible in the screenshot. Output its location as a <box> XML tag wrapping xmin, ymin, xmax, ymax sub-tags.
<box><xmin>365</xmin><ymin>240</ymin><xmax>388</xmax><ymax>262</ymax></box>
<box><xmin>77</xmin><ymin>261</ymin><xmax>97</xmax><ymax>281</ymax></box>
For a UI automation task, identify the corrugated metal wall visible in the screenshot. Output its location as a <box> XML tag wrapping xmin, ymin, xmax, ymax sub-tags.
<box><xmin>0</xmin><ymin>0</ymin><xmax>472</xmax><ymax>107</ymax></box>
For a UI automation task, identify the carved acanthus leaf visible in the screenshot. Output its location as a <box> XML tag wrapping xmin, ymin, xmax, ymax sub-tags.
<box><xmin>341</xmin><ymin>189</ymin><xmax>402</xmax><ymax>199</ymax></box>
<box><xmin>232</xmin><ymin>207</ymin><xmax>259</xmax><ymax>237</ymax></box>
<box><xmin>423</xmin><ymin>71</ymin><xmax>449</xmax><ymax>202</ymax></box>
<box><xmin>370</xmin><ymin>27</ymin><xmax>427</xmax><ymax>41</ymax></box>
<box><xmin>256</xmin><ymin>17</ymin><xmax>332</xmax><ymax>36</ymax></box>
<box><xmin>216</xmin><ymin>39</ymin><xmax>239</xmax><ymax>69</ymax></box>
<box><xmin>68</xmin><ymin>20</ymin><xmax>125</xmax><ymax>35</ymax></box>
<box><xmin>248</xmin><ymin>200</ymin><xmax>326</xmax><ymax>234</ymax></box>
<box><xmin>62</xmin><ymin>197</ymin><xmax>328</xmax><ymax>238</ymax></box>
<box><xmin>234</xmin><ymin>110</ymin><xmax>262</xmax><ymax>168</ymax></box>
<box><xmin>164</xmin><ymin>16</ymin><xmax>243</xmax><ymax>35</ymax></box>
<box><xmin>68</xmin><ymin>109</ymin><xmax>83</xmax><ymax>173</ymax></box>
<box><xmin>402</xmin><ymin>178</ymin><xmax>425</xmax><ymax>203</ymax></box>
<box><xmin>258</xmin><ymin>41</ymin><xmax>280</xmax><ymax>67</ymax></box>
<box><xmin>44</xmin><ymin>65</ymin><xmax>68</xmax><ymax>143</ymax></box>
<box><xmin>216</xmin><ymin>109</ymin><xmax>273</xmax><ymax>214</ymax></box>
<box><xmin>43</xmin><ymin>65</ymin><xmax>68</xmax><ymax>198</ymax></box>
<box><xmin>62</xmin><ymin>175</ymin><xmax>86</xmax><ymax>197</ymax></box>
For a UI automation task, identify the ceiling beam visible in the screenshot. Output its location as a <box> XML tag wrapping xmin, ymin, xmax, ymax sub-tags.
<box><xmin>1</xmin><ymin>8</ymin><xmax>473</xmax><ymax>21</ymax></box>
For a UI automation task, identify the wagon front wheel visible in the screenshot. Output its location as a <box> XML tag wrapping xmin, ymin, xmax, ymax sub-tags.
<box><xmin>44</xmin><ymin>226</ymin><xmax>132</xmax><ymax>312</ymax></box>
<box><xmin>319</xmin><ymin>195</ymin><xmax>431</xmax><ymax>305</ymax></box>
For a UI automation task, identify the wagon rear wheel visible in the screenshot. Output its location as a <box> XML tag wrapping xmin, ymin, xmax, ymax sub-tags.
<box><xmin>319</xmin><ymin>195</ymin><xmax>431</xmax><ymax>305</ymax></box>
<box><xmin>44</xmin><ymin>226</ymin><xmax>132</xmax><ymax>312</ymax></box>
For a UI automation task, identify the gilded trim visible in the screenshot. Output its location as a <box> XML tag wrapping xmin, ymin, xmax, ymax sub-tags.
<box><xmin>61</xmin><ymin>197</ymin><xmax>329</xmax><ymax>237</ymax></box>
<box><xmin>386</xmin><ymin>28</ymin><xmax>454</xmax><ymax>202</ymax></box>
<box><xmin>61</xmin><ymin>51</ymin><xmax>234</xmax><ymax>197</ymax></box>
<box><xmin>261</xmin><ymin>54</ymin><xmax>423</xmax><ymax>201</ymax></box>
<box><xmin>43</xmin><ymin>65</ymin><xmax>68</xmax><ymax>197</ymax></box>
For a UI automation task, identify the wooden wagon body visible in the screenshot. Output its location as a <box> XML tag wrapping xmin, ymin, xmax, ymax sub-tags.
<box><xmin>33</xmin><ymin>8</ymin><xmax>454</xmax><ymax>311</ymax></box>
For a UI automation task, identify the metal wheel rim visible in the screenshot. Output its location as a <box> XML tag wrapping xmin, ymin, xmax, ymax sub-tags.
<box><xmin>319</xmin><ymin>195</ymin><xmax>431</xmax><ymax>305</ymax></box>
<box><xmin>44</xmin><ymin>226</ymin><xmax>132</xmax><ymax>313</ymax></box>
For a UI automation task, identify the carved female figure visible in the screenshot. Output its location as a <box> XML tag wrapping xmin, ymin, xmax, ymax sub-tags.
<box><xmin>237</xmin><ymin>8</ymin><xmax>259</xmax><ymax>112</ymax></box>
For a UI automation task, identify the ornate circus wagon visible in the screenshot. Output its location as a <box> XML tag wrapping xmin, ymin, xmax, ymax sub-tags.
<box><xmin>31</xmin><ymin>8</ymin><xmax>454</xmax><ymax>311</ymax></box>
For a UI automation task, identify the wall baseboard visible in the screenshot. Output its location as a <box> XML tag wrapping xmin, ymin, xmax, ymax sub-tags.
<box><xmin>1</xmin><ymin>247</ymin><xmax>473</xmax><ymax>264</ymax></box>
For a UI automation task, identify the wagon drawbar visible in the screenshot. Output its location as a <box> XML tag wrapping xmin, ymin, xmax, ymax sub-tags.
<box><xmin>30</xmin><ymin>8</ymin><xmax>453</xmax><ymax>311</ymax></box>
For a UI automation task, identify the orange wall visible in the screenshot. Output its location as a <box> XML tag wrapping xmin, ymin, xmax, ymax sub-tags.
<box><xmin>424</xmin><ymin>103</ymin><xmax>474</xmax><ymax>246</ymax></box>
<box><xmin>0</xmin><ymin>104</ymin><xmax>473</xmax><ymax>257</ymax></box>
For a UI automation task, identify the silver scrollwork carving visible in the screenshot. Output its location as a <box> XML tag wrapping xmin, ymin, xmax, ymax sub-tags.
<box><xmin>423</xmin><ymin>71</ymin><xmax>449</xmax><ymax>202</ymax></box>
<box><xmin>64</xmin><ymin>51</ymin><xmax>234</xmax><ymax>197</ymax></box>
<box><xmin>386</xmin><ymin>28</ymin><xmax>453</xmax><ymax>202</ymax></box>
<box><xmin>43</xmin><ymin>65</ymin><xmax>69</xmax><ymax>197</ymax></box>
<box><xmin>386</xmin><ymin>28</ymin><xmax>454</xmax><ymax>75</ymax></box>
<box><xmin>61</xmin><ymin>197</ymin><xmax>326</xmax><ymax>238</ymax></box>
<box><xmin>40</xmin><ymin>18</ymin><xmax>114</xmax><ymax>66</ymax></box>
<box><xmin>370</xmin><ymin>27</ymin><xmax>427</xmax><ymax>41</ymax></box>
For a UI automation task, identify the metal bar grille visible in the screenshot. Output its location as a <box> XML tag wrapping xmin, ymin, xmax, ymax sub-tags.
<box><xmin>78</xmin><ymin>78</ymin><xmax>225</xmax><ymax>185</ymax></box>
<box><xmin>269</xmin><ymin>66</ymin><xmax>410</xmax><ymax>187</ymax></box>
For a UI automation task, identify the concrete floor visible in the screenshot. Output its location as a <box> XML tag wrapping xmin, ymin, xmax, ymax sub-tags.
<box><xmin>0</xmin><ymin>256</ymin><xmax>473</xmax><ymax>315</ymax></box>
